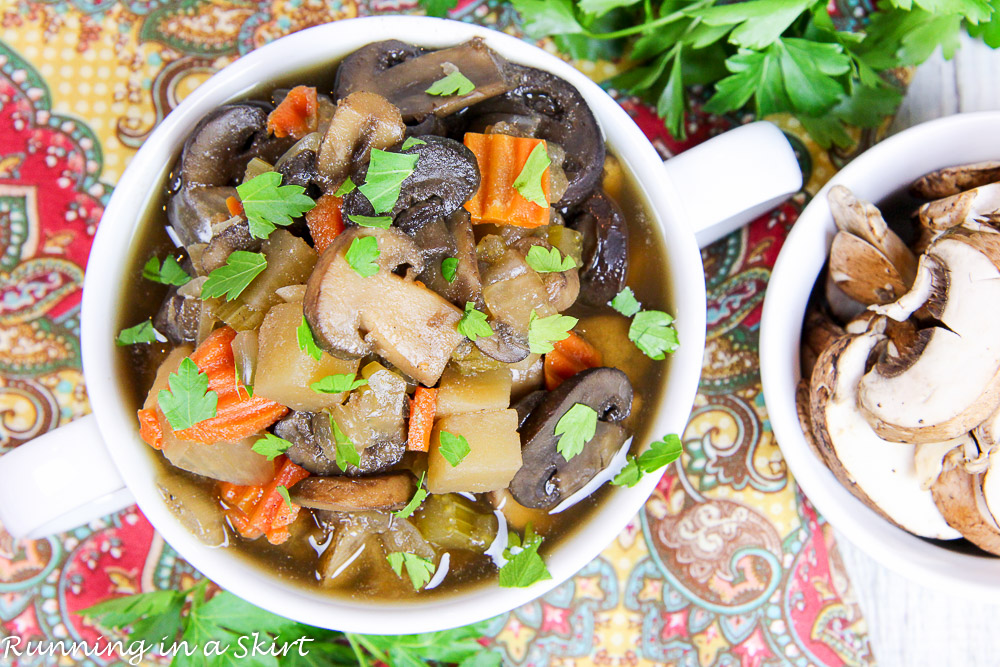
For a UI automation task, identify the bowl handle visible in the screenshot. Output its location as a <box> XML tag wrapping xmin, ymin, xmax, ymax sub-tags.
<box><xmin>0</xmin><ymin>415</ymin><xmax>135</xmax><ymax>539</ymax></box>
<box><xmin>661</xmin><ymin>121</ymin><xmax>803</xmax><ymax>248</ymax></box>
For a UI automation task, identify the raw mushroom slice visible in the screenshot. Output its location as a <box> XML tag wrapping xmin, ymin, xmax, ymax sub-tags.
<box><xmin>863</xmin><ymin>228</ymin><xmax>1000</xmax><ymax>442</ymax></box>
<box><xmin>808</xmin><ymin>323</ymin><xmax>960</xmax><ymax>539</ymax></box>
<box><xmin>800</xmin><ymin>310</ymin><xmax>845</xmax><ymax>379</ymax></box>
<box><xmin>911</xmin><ymin>161</ymin><xmax>1000</xmax><ymax>199</ymax></box>
<box><xmin>974</xmin><ymin>402</ymin><xmax>1000</xmax><ymax>460</ymax></box>
<box><xmin>828</xmin><ymin>231</ymin><xmax>910</xmax><ymax>306</ymax></box>
<box><xmin>918</xmin><ymin>182</ymin><xmax>1000</xmax><ymax>231</ymax></box>
<box><xmin>828</xmin><ymin>185</ymin><xmax>917</xmax><ymax>285</ymax></box>
<box><xmin>932</xmin><ymin>448</ymin><xmax>1000</xmax><ymax>555</ymax></box>
<box><xmin>824</xmin><ymin>273</ymin><xmax>867</xmax><ymax>324</ymax></box>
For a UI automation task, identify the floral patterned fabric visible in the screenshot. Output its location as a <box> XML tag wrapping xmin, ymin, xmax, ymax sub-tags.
<box><xmin>0</xmin><ymin>1</ymin><xmax>877</xmax><ymax>665</ymax></box>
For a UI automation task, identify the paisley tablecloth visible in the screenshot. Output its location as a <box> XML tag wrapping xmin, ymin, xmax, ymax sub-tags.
<box><xmin>0</xmin><ymin>1</ymin><xmax>878</xmax><ymax>664</ymax></box>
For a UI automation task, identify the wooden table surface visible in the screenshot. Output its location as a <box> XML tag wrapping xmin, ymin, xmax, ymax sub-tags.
<box><xmin>832</xmin><ymin>33</ymin><xmax>1000</xmax><ymax>667</ymax></box>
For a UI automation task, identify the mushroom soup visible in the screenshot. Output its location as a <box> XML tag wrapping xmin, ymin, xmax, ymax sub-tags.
<box><xmin>799</xmin><ymin>164</ymin><xmax>1000</xmax><ymax>556</ymax></box>
<box><xmin>115</xmin><ymin>39</ymin><xmax>678</xmax><ymax>599</ymax></box>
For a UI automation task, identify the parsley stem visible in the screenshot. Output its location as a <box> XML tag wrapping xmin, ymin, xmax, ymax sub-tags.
<box><xmin>346</xmin><ymin>634</ymin><xmax>371</xmax><ymax>667</ymax></box>
<box><xmin>582</xmin><ymin>0</ymin><xmax>714</xmax><ymax>40</ymax></box>
<box><xmin>353</xmin><ymin>634</ymin><xmax>390</xmax><ymax>663</ymax></box>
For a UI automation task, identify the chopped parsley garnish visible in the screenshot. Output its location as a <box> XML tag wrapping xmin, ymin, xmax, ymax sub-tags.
<box><xmin>358</xmin><ymin>149</ymin><xmax>419</xmax><ymax>214</ymax></box>
<box><xmin>334</xmin><ymin>176</ymin><xmax>356</xmax><ymax>197</ymax></box>
<box><xmin>554</xmin><ymin>403</ymin><xmax>598</xmax><ymax>461</ymax></box>
<box><xmin>142</xmin><ymin>255</ymin><xmax>191</xmax><ymax>286</ymax></box>
<box><xmin>612</xmin><ymin>434</ymin><xmax>684</xmax><ymax>488</ymax></box>
<box><xmin>512</xmin><ymin>143</ymin><xmax>551</xmax><ymax>208</ymax></box>
<box><xmin>330</xmin><ymin>418</ymin><xmax>361</xmax><ymax>472</ymax></box>
<box><xmin>498</xmin><ymin>524</ymin><xmax>551</xmax><ymax>588</ymax></box>
<box><xmin>200</xmin><ymin>251</ymin><xmax>267</xmax><ymax>301</ymax></box>
<box><xmin>311</xmin><ymin>373</ymin><xmax>367</xmax><ymax>394</ymax></box>
<box><xmin>236</xmin><ymin>171</ymin><xmax>315</xmax><ymax>240</ymax></box>
<box><xmin>441</xmin><ymin>257</ymin><xmax>459</xmax><ymax>283</ymax></box>
<box><xmin>438</xmin><ymin>431</ymin><xmax>471</xmax><ymax>467</ymax></box>
<box><xmin>527</xmin><ymin>310</ymin><xmax>577</xmax><ymax>354</ymax></box>
<box><xmin>402</xmin><ymin>137</ymin><xmax>427</xmax><ymax>150</ymax></box>
<box><xmin>347</xmin><ymin>214</ymin><xmax>393</xmax><ymax>229</ymax></box>
<box><xmin>157</xmin><ymin>357</ymin><xmax>218</xmax><ymax>431</ymax></box>
<box><xmin>387</xmin><ymin>552</ymin><xmax>435</xmax><ymax>591</ymax></box>
<box><xmin>525</xmin><ymin>245</ymin><xmax>574</xmax><ymax>273</ymax></box>
<box><xmin>457</xmin><ymin>301</ymin><xmax>494</xmax><ymax>341</ymax></box>
<box><xmin>297</xmin><ymin>316</ymin><xmax>323</xmax><ymax>361</ymax></box>
<box><xmin>394</xmin><ymin>472</ymin><xmax>428</xmax><ymax>519</ymax></box>
<box><xmin>425</xmin><ymin>69</ymin><xmax>476</xmax><ymax>96</ymax></box>
<box><xmin>252</xmin><ymin>433</ymin><xmax>293</xmax><ymax>461</ymax></box>
<box><xmin>610</xmin><ymin>287</ymin><xmax>641</xmax><ymax>317</ymax></box>
<box><xmin>345</xmin><ymin>235</ymin><xmax>380</xmax><ymax>277</ymax></box>
<box><xmin>629</xmin><ymin>310</ymin><xmax>679</xmax><ymax>360</ymax></box>
<box><xmin>116</xmin><ymin>320</ymin><xmax>158</xmax><ymax>346</ymax></box>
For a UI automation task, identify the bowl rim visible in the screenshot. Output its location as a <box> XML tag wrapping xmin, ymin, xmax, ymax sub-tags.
<box><xmin>80</xmin><ymin>16</ymin><xmax>708</xmax><ymax>632</ymax></box>
<box><xmin>760</xmin><ymin>110</ymin><xmax>1000</xmax><ymax>599</ymax></box>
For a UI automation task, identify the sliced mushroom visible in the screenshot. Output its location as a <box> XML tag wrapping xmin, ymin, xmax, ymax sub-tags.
<box><xmin>828</xmin><ymin>185</ymin><xmax>917</xmax><ymax>285</ymax></box>
<box><xmin>567</xmin><ymin>190</ymin><xmax>628</xmax><ymax>307</ymax></box>
<box><xmin>289</xmin><ymin>474</ymin><xmax>413</xmax><ymax>512</ymax></box>
<box><xmin>824</xmin><ymin>272</ymin><xmax>867</xmax><ymax>324</ymax></box>
<box><xmin>510</xmin><ymin>367</ymin><xmax>633</xmax><ymax>509</ymax></box>
<box><xmin>911</xmin><ymin>161</ymin><xmax>1000</xmax><ymax>199</ymax></box>
<box><xmin>154</xmin><ymin>287</ymin><xmax>214</xmax><ymax>345</ymax></box>
<box><xmin>315</xmin><ymin>91</ymin><xmax>406</xmax><ymax>191</ymax></box>
<box><xmin>808</xmin><ymin>324</ymin><xmax>961</xmax><ymax>539</ymax></box>
<box><xmin>413</xmin><ymin>210</ymin><xmax>483</xmax><ymax>309</ymax></box>
<box><xmin>863</xmin><ymin>228</ymin><xmax>1000</xmax><ymax>442</ymax></box>
<box><xmin>274</xmin><ymin>410</ymin><xmax>406</xmax><ymax>477</ymax></box>
<box><xmin>201</xmin><ymin>218</ymin><xmax>262</xmax><ymax>273</ymax></box>
<box><xmin>800</xmin><ymin>310</ymin><xmax>845</xmax><ymax>380</ymax></box>
<box><xmin>334</xmin><ymin>38</ymin><xmax>511</xmax><ymax>124</ymax></box>
<box><xmin>512</xmin><ymin>237</ymin><xmax>580</xmax><ymax>313</ymax></box>
<box><xmin>474</xmin><ymin>320</ymin><xmax>530</xmax><ymax>363</ymax></box>
<box><xmin>918</xmin><ymin>182</ymin><xmax>1000</xmax><ymax>231</ymax></box>
<box><xmin>829</xmin><ymin>232</ymin><xmax>912</xmax><ymax>306</ymax></box>
<box><xmin>166</xmin><ymin>185</ymin><xmax>237</xmax><ymax>247</ymax></box>
<box><xmin>464</xmin><ymin>64</ymin><xmax>604</xmax><ymax>207</ymax></box>
<box><xmin>342</xmin><ymin>136</ymin><xmax>480</xmax><ymax>234</ymax></box>
<box><xmin>303</xmin><ymin>227</ymin><xmax>463</xmax><ymax>386</ymax></box>
<box><xmin>931</xmin><ymin>448</ymin><xmax>1000</xmax><ymax>554</ymax></box>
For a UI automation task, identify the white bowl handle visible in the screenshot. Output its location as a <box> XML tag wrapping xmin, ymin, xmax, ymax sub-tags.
<box><xmin>0</xmin><ymin>415</ymin><xmax>134</xmax><ymax>539</ymax></box>
<box><xmin>662</xmin><ymin>121</ymin><xmax>803</xmax><ymax>248</ymax></box>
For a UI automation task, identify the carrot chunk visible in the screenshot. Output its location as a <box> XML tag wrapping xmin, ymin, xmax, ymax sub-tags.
<box><xmin>226</xmin><ymin>195</ymin><xmax>244</xmax><ymax>217</ymax></box>
<box><xmin>220</xmin><ymin>457</ymin><xmax>310</xmax><ymax>545</ymax></box>
<box><xmin>137</xmin><ymin>408</ymin><xmax>163</xmax><ymax>450</ymax></box>
<box><xmin>463</xmin><ymin>133</ymin><xmax>550</xmax><ymax>228</ymax></box>
<box><xmin>544</xmin><ymin>331</ymin><xmax>603</xmax><ymax>390</ymax></box>
<box><xmin>267</xmin><ymin>85</ymin><xmax>318</xmax><ymax>139</ymax></box>
<box><xmin>305</xmin><ymin>194</ymin><xmax>344</xmax><ymax>254</ymax></box>
<box><xmin>407</xmin><ymin>387</ymin><xmax>438</xmax><ymax>452</ymax></box>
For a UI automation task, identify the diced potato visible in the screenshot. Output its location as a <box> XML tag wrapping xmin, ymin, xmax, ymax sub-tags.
<box><xmin>427</xmin><ymin>409</ymin><xmax>521</xmax><ymax>494</ymax></box>
<box><xmin>241</xmin><ymin>230</ymin><xmax>316</xmax><ymax>312</ymax></box>
<box><xmin>327</xmin><ymin>368</ymin><xmax>407</xmax><ymax>452</ymax></box>
<box><xmin>254</xmin><ymin>302</ymin><xmax>360</xmax><ymax>411</ymax></box>
<box><xmin>143</xmin><ymin>346</ymin><xmax>193</xmax><ymax>410</ymax></box>
<box><xmin>483</xmin><ymin>272</ymin><xmax>555</xmax><ymax>335</ymax></box>
<box><xmin>436</xmin><ymin>367</ymin><xmax>511</xmax><ymax>417</ymax></box>
<box><xmin>160</xmin><ymin>426</ymin><xmax>275</xmax><ymax>485</ymax></box>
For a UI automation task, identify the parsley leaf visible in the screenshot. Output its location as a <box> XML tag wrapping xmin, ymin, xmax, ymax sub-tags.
<box><xmin>276</xmin><ymin>484</ymin><xmax>293</xmax><ymax>510</ymax></box>
<box><xmin>612</xmin><ymin>434</ymin><xmax>684</xmax><ymax>487</ymax></box>
<box><xmin>512</xmin><ymin>143</ymin><xmax>551</xmax><ymax>208</ymax></box>
<box><xmin>387</xmin><ymin>552</ymin><xmax>436</xmax><ymax>591</ymax></box>
<box><xmin>334</xmin><ymin>176</ymin><xmax>356</xmax><ymax>197</ymax></box>
<box><xmin>330</xmin><ymin>417</ymin><xmax>361</xmax><ymax>472</ymax></box>
<box><xmin>402</xmin><ymin>137</ymin><xmax>427</xmax><ymax>150</ymax></box>
<box><xmin>610</xmin><ymin>287</ymin><xmax>641</xmax><ymax>317</ymax></box>
<box><xmin>142</xmin><ymin>255</ymin><xmax>191</xmax><ymax>286</ymax></box>
<box><xmin>157</xmin><ymin>357</ymin><xmax>218</xmax><ymax>431</ymax></box>
<box><xmin>311</xmin><ymin>373</ymin><xmax>367</xmax><ymax>394</ymax></box>
<box><xmin>511</xmin><ymin>0</ymin><xmax>584</xmax><ymax>37</ymax></box>
<box><xmin>438</xmin><ymin>431</ymin><xmax>471</xmax><ymax>467</ymax></box>
<box><xmin>457</xmin><ymin>301</ymin><xmax>494</xmax><ymax>341</ymax></box>
<box><xmin>297</xmin><ymin>315</ymin><xmax>323</xmax><ymax>361</ymax></box>
<box><xmin>358</xmin><ymin>149</ymin><xmax>419</xmax><ymax>214</ymax></box>
<box><xmin>252</xmin><ymin>433</ymin><xmax>293</xmax><ymax>461</ymax></box>
<box><xmin>629</xmin><ymin>310</ymin><xmax>680</xmax><ymax>360</ymax></box>
<box><xmin>200</xmin><ymin>250</ymin><xmax>267</xmax><ymax>301</ymax></box>
<box><xmin>426</xmin><ymin>70</ymin><xmax>477</xmax><ymax>96</ymax></box>
<box><xmin>528</xmin><ymin>310</ymin><xmax>577</xmax><ymax>354</ymax></box>
<box><xmin>611</xmin><ymin>457</ymin><xmax>643</xmax><ymax>488</ymax></box>
<box><xmin>347</xmin><ymin>214</ymin><xmax>393</xmax><ymax>228</ymax></box>
<box><xmin>525</xmin><ymin>245</ymin><xmax>574</xmax><ymax>273</ymax></box>
<box><xmin>236</xmin><ymin>171</ymin><xmax>316</xmax><ymax>240</ymax></box>
<box><xmin>554</xmin><ymin>403</ymin><xmax>598</xmax><ymax>461</ymax></box>
<box><xmin>441</xmin><ymin>257</ymin><xmax>459</xmax><ymax>283</ymax></box>
<box><xmin>116</xmin><ymin>320</ymin><xmax>158</xmax><ymax>346</ymax></box>
<box><xmin>419</xmin><ymin>0</ymin><xmax>459</xmax><ymax>16</ymax></box>
<box><xmin>345</xmin><ymin>235</ymin><xmax>380</xmax><ymax>277</ymax></box>
<box><xmin>499</xmin><ymin>524</ymin><xmax>552</xmax><ymax>588</ymax></box>
<box><xmin>394</xmin><ymin>472</ymin><xmax>428</xmax><ymax>519</ymax></box>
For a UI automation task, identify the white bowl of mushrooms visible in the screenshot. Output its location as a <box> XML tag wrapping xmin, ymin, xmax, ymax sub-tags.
<box><xmin>760</xmin><ymin>111</ymin><xmax>1000</xmax><ymax>596</ymax></box>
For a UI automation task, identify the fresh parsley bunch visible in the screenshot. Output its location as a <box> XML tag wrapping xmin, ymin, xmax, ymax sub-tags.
<box><xmin>423</xmin><ymin>0</ymin><xmax>1000</xmax><ymax>147</ymax></box>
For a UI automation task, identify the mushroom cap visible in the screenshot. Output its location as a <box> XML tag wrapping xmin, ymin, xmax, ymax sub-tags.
<box><xmin>911</xmin><ymin>161</ymin><xmax>1000</xmax><ymax>199</ymax></box>
<box><xmin>828</xmin><ymin>231</ymin><xmax>910</xmax><ymax>306</ymax></box>
<box><xmin>567</xmin><ymin>190</ymin><xmax>628</xmax><ymax>308</ymax></box>
<box><xmin>931</xmin><ymin>449</ymin><xmax>1000</xmax><ymax>555</ymax></box>
<box><xmin>918</xmin><ymin>181</ymin><xmax>1000</xmax><ymax>232</ymax></box>
<box><xmin>828</xmin><ymin>185</ymin><xmax>917</xmax><ymax>286</ymax></box>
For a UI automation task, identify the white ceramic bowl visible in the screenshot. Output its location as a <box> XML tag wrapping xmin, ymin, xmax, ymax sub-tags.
<box><xmin>760</xmin><ymin>111</ymin><xmax>1000</xmax><ymax>598</ymax></box>
<box><xmin>76</xmin><ymin>17</ymin><xmax>710</xmax><ymax>632</ymax></box>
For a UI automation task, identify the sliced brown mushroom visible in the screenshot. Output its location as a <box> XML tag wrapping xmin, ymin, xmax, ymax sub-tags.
<box><xmin>512</xmin><ymin>237</ymin><xmax>580</xmax><ymax>313</ymax></box>
<box><xmin>274</xmin><ymin>410</ymin><xmax>407</xmax><ymax>477</ymax></box>
<box><xmin>828</xmin><ymin>185</ymin><xmax>917</xmax><ymax>285</ymax></box>
<box><xmin>862</xmin><ymin>228</ymin><xmax>1000</xmax><ymax>442</ymax></box>
<box><xmin>510</xmin><ymin>367</ymin><xmax>633</xmax><ymax>510</ymax></box>
<box><xmin>289</xmin><ymin>474</ymin><xmax>413</xmax><ymax>512</ymax></box>
<box><xmin>807</xmin><ymin>323</ymin><xmax>960</xmax><ymax>539</ymax></box>
<box><xmin>911</xmin><ymin>161</ymin><xmax>1000</xmax><ymax>199</ymax></box>
<box><xmin>412</xmin><ymin>210</ymin><xmax>484</xmax><ymax>309</ymax></box>
<box><xmin>303</xmin><ymin>227</ymin><xmax>463</xmax><ymax>386</ymax></box>
<box><xmin>200</xmin><ymin>218</ymin><xmax>262</xmax><ymax>273</ymax></box>
<box><xmin>315</xmin><ymin>91</ymin><xmax>406</xmax><ymax>191</ymax></box>
<box><xmin>800</xmin><ymin>309</ymin><xmax>845</xmax><ymax>380</ymax></box>
<box><xmin>918</xmin><ymin>182</ymin><xmax>1000</xmax><ymax>231</ymax></box>
<box><xmin>931</xmin><ymin>447</ymin><xmax>1000</xmax><ymax>554</ymax></box>
<box><xmin>567</xmin><ymin>190</ymin><xmax>628</xmax><ymax>307</ymax></box>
